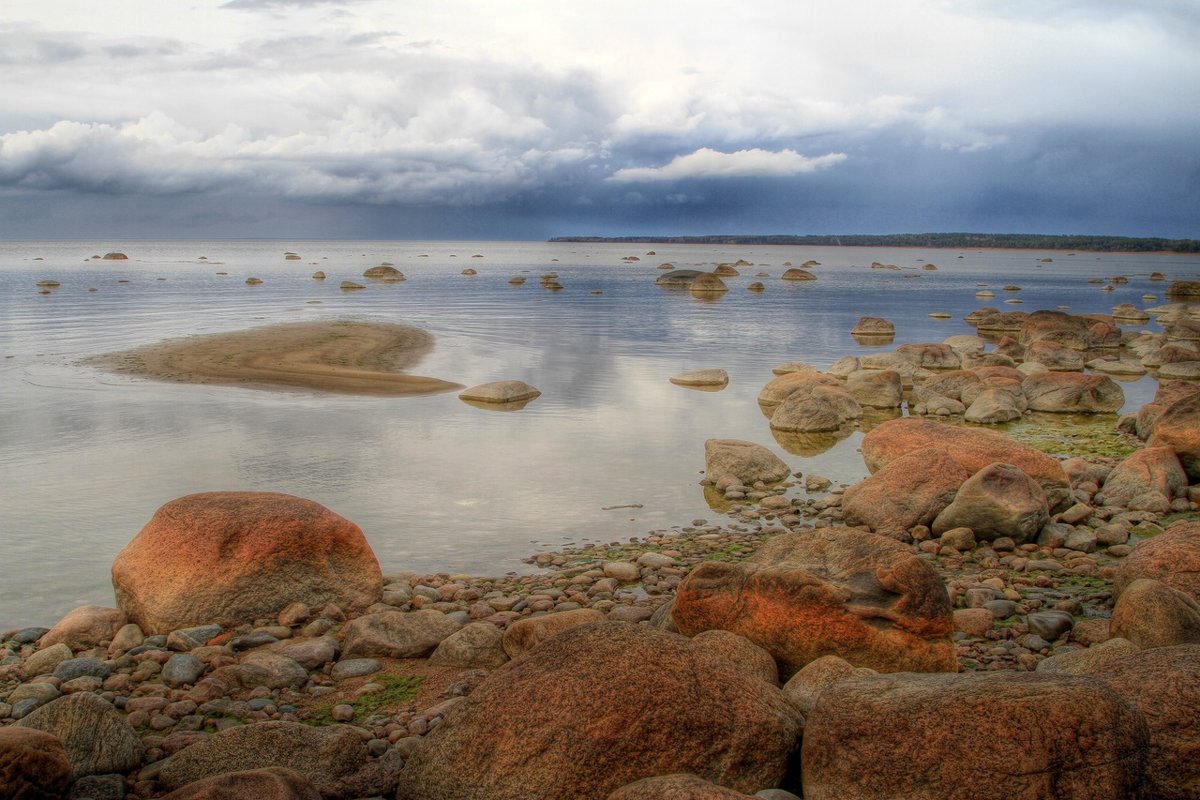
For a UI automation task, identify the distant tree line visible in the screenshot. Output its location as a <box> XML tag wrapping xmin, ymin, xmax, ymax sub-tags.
<box><xmin>549</xmin><ymin>233</ymin><xmax>1200</xmax><ymax>253</ymax></box>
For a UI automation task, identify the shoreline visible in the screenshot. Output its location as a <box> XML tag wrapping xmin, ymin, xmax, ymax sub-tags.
<box><xmin>86</xmin><ymin>320</ymin><xmax>463</xmax><ymax>397</ymax></box>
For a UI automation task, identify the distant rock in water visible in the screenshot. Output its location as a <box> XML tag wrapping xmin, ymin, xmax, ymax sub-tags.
<box><xmin>781</xmin><ymin>268</ymin><xmax>816</xmax><ymax>281</ymax></box>
<box><xmin>245</xmin><ymin>277</ymin><xmax>263</xmax><ymax>285</ymax></box>
<box><xmin>851</xmin><ymin>316</ymin><xmax>895</xmax><ymax>337</ymax></box>
<box><xmin>102</xmin><ymin>252</ymin><xmax>128</xmax><ymax>260</ymax></box>
<box><xmin>655</xmin><ymin>269</ymin><xmax>703</xmax><ymax>287</ymax></box>
<box><xmin>459</xmin><ymin>380</ymin><xmax>541</xmax><ymax>406</ymax></box>
<box><xmin>713</xmin><ymin>263</ymin><xmax>739</xmax><ymax>276</ymax></box>
<box><xmin>689</xmin><ymin>273</ymin><xmax>729</xmax><ymax>294</ymax></box>
<box><xmin>340</xmin><ymin>281</ymin><xmax>364</xmax><ymax>291</ymax></box>
<box><xmin>36</xmin><ymin>280</ymin><xmax>61</xmax><ymax>288</ymax></box>
<box><xmin>462</xmin><ymin>268</ymin><xmax>478</xmax><ymax>275</ymax></box>
<box><xmin>284</xmin><ymin>252</ymin><xmax>301</xmax><ymax>260</ymax></box>
<box><xmin>363</xmin><ymin>265</ymin><xmax>405</xmax><ymax>281</ymax></box>
<box><xmin>670</xmin><ymin>368</ymin><xmax>729</xmax><ymax>388</ymax></box>
<box><xmin>312</xmin><ymin>271</ymin><xmax>326</xmax><ymax>280</ymax></box>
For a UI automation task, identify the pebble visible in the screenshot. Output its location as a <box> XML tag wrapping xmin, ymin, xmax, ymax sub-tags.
<box><xmin>167</xmin><ymin>624</ymin><xmax>222</xmax><ymax>651</ymax></box>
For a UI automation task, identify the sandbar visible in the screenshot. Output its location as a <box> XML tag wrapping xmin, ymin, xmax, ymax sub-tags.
<box><xmin>91</xmin><ymin>320</ymin><xmax>462</xmax><ymax>396</ymax></box>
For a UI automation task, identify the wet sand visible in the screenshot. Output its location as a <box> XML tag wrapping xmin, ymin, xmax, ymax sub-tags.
<box><xmin>91</xmin><ymin>320</ymin><xmax>462</xmax><ymax>396</ymax></box>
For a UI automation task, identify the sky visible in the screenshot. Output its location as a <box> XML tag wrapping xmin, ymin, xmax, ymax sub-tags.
<box><xmin>1</xmin><ymin>0</ymin><xmax>1198</xmax><ymax>240</ymax></box>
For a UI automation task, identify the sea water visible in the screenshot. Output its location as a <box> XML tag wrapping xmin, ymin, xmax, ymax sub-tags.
<box><xmin>1</xmin><ymin>240</ymin><xmax>1197</xmax><ymax>626</ymax></box>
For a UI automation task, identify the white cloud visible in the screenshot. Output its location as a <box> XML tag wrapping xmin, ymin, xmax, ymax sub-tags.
<box><xmin>608</xmin><ymin>148</ymin><xmax>847</xmax><ymax>183</ymax></box>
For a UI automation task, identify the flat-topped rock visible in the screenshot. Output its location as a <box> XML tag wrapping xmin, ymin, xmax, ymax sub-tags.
<box><xmin>458</xmin><ymin>380</ymin><xmax>541</xmax><ymax>404</ymax></box>
<box><xmin>670</xmin><ymin>369</ymin><xmax>729</xmax><ymax>387</ymax></box>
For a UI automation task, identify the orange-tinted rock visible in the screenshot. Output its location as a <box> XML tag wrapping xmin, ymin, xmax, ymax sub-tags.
<box><xmin>931</xmin><ymin>463</ymin><xmax>1049</xmax><ymax>544</ymax></box>
<box><xmin>1134</xmin><ymin>380</ymin><xmax>1199</xmax><ymax>439</ymax></box>
<box><xmin>1110</xmin><ymin>579</ymin><xmax>1200</xmax><ymax>648</ymax></box>
<box><xmin>1024</xmin><ymin>339</ymin><xmax>1085</xmax><ymax>370</ymax></box>
<box><xmin>38</xmin><ymin>604</ymin><xmax>127</xmax><ymax>650</ymax></box>
<box><xmin>801</xmin><ymin>672</ymin><xmax>1148</xmax><ymax>800</ymax></box>
<box><xmin>914</xmin><ymin>370</ymin><xmax>983</xmax><ymax>401</ymax></box>
<box><xmin>607</xmin><ymin>774</ymin><xmax>757</xmax><ymax>800</ymax></box>
<box><xmin>894</xmin><ymin>343</ymin><xmax>961</xmax><ymax>370</ymax></box>
<box><xmin>394</xmin><ymin>622</ymin><xmax>801</xmax><ymax>800</ymax></box>
<box><xmin>1089</xmin><ymin>645</ymin><xmax>1200</xmax><ymax>800</ymax></box>
<box><xmin>757</xmin><ymin>371</ymin><xmax>841</xmax><ymax>409</ymax></box>
<box><xmin>841</xmin><ymin>449</ymin><xmax>968</xmax><ymax>537</ymax></box>
<box><xmin>1023</xmin><ymin>372</ymin><xmax>1124</xmax><ymax>413</ymax></box>
<box><xmin>1114</xmin><ymin>521</ymin><xmax>1200</xmax><ymax>600</ymax></box>
<box><xmin>1101</xmin><ymin>446</ymin><xmax>1189</xmax><ymax>508</ymax></box>
<box><xmin>112</xmin><ymin>492</ymin><xmax>382</xmax><ymax>634</ymax></box>
<box><xmin>0</xmin><ymin>727</ymin><xmax>73</xmax><ymax>800</ymax></box>
<box><xmin>1148</xmin><ymin>390</ymin><xmax>1200</xmax><ymax>480</ymax></box>
<box><xmin>672</xmin><ymin>529</ymin><xmax>956</xmax><ymax>677</ymax></box>
<box><xmin>860</xmin><ymin>417</ymin><xmax>1071</xmax><ymax>510</ymax></box>
<box><xmin>1018</xmin><ymin>310</ymin><xmax>1092</xmax><ymax>348</ymax></box>
<box><xmin>690</xmin><ymin>629</ymin><xmax>779</xmax><ymax>686</ymax></box>
<box><xmin>501</xmin><ymin>609</ymin><xmax>605</xmax><ymax>659</ymax></box>
<box><xmin>160</xmin><ymin>767</ymin><xmax>321</xmax><ymax>800</ymax></box>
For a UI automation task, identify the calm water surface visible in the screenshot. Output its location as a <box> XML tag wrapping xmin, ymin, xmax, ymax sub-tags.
<box><xmin>2</xmin><ymin>240</ymin><xmax>1198</xmax><ymax>626</ymax></box>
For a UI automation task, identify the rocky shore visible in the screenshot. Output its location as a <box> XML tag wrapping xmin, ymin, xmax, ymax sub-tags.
<box><xmin>4</xmin><ymin>299</ymin><xmax>1200</xmax><ymax>800</ymax></box>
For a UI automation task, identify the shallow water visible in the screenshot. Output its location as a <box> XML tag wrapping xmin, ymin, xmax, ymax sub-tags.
<box><xmin>2</xmin><ymin>240</ymin><xmax>1197</xmax><ymax>627</ymax></box>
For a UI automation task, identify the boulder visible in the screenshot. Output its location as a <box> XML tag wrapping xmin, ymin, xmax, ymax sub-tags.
<box><xmin>756</xmin><ymin>372</ymin><xmax>841</xmax><ymax>409</ymax></box>
<box><xmin>703</xmin><ymin>440</ymin><xmax>790</xmax><ymax>486</ymax></box>
<box><xmin>1147</xmin><ymin>390</ymin><xmax>1200</xmax><ymax>480</ymax></box>
<box><xmin>112</xmin><ymin>492</ymin><xmax>382</xmax><ymax>635</ymax></box>
<box><xmin>780</xmin><ymin>655</ymin><xmax>875</xmax><ymax>718</ymax></box>
<box><xmin>894</xmin><ymin>343</ymin><xmax>960</xmax><ymax>370</ymax></box>
<box><xmin>458</xmin><ymin>380</ymin><xmax>541</xmax><ymax>404</ymax></box>
<box><xmin>1114</xmin><ymin>521</ymin><xmax>1200</xmax><ymax>600</ymax></box>
<box><xmin>672</xmin><ymin>528</ymin><xmax>956</xmax><ymax>677</ymax></box>
<box><xmin>689</xmin><ymin>629</ymin><xmax>779</xmax><ymax>685</ymax></box>
<box><xmin>1035</xmin><ymin>637</ymin><xmax>1138</xmax><ymax>675</ymax></box>
<box><xmin>800</xmin><ymin>672</ymin><xmax>1149</xmax><ymax>800</ymax></box>
<box><xmin>159</xmin><ymin>767</ymin><xmax>322</xmax><ymax>800</ymax></box>
<box><xmin>1022</xmin><ymin>373</ymin><xmax>1124</xmax><ymax>413</ymax></box>
<box><xmin>769</xmin><ymin>386</ymin><xmax>861</xmax><ymax>433</ymax></box>
<box><xmin>1017</xmin><ymin>311</ymin><xmax>1093</xmax><ymax>348</ymax></box>
<box><xmin>963</xmin><ymin>388</ymin><xmax>1023</xmax><ymax>424</ymax></box>
<box><xmin>607</xmin><ymin>774</ymin><xmax>757</xmax><ymax>799</ymax></box>
<box><xmin>394</xmin><ymin>622</ymin><xmax>800</xmax><ymax>800</ymax></box>
<box><xmin>1110</xmin><ymin>579</ymin><xmax>1200</xmax><ymax>648</ymax></box>
<box><xmin>670</xmin><ymin>369</ymin><xmax>729</xmax><ymax>387</ymax></box>
<box><xmin>914</xmin><ymin>370</ymin><xmax>983</xmax><ymax>402</ymax></box>
<box><xmin>843</xmin><ymin>370</ymin><xmax>902</xmax><ymax>409</ymax></box>
<box><xmin>858</xmin><ymin>353</ymin><xmax>930</xmax><ymax>387</ymax></box>
<box><xmin>849</xmin><ymin>317</ymin><xmax>894</xmax><ymax>337</ymax></box>
<box><xmin>0</xmin><ymin>727</ymin><xmax>73</xmax><ymax>800</ymax></box>
<box><xmin>1134</xmin><ymin>381</ymin><xmax>1199</xmax><ymax>440</ymax></box>
<box><xmin>156</xmin><ymin>721</ymin><xmax>367</xmax><ymax>797</ymax></box>
<box><xmin>840</xmin><ymin>449</ymin><xmax>968</xmax><ymax>538</ymax></box>
<box><xmin>1024</xmin><ymin>339</ymin><xmax>1085</xmax><ymax>370</ymax></box>
<box><xmin>1088</xmin><ymin>644</ymin><xmax>1200</xmax><ymax>800</ymax></box>
<box><xmin>38</xmin><ymin>605</ymin><xmax>127</xmax><ymax>650</ymax></box>
<box><xmin>15</xmin><ymin>692</ymin><xmax>144</xmax><ymax>777</ymax></box>
<box><xmin>780</xmin><ymin>268</ymin><xmax>816</xmax><ymax>281</ymax></box>
<box><xmin>501</xmin><ymin>609</ymin><xmax>605</xmax><ymax>658</ymax></box>
<box><xmin>656</xmin><ymin>270</ymin><xmax>703</xmax><ymax>287</ymax></box>
<box><xmin>689</xmin><ymin>274</ymin><xmax>729</xmax><ymax>294</ymax></box>
<box><xmin>341</xmin><ymin>609</ymin><xmax>460</xmax><ymax>660</ymax></box>
<box><xmin>1166</xmin><ymin>280</ymin><xmax>1200</xmax><ymax>298</ymax></box>
<box><xmin>1101</xmin><ymin>446</ymin><xmax>1188</xmax><ymax>508</ymax></box>
<box><xmin>931</xmin><ymin>463</ymin><xmax>1050</xmax><ymax>544</ymax></box>
<box><xmin>362</xmin><ymin>265</ymin><xmax>404</xmax><ymax>281</ymax></box>
<box><xmin>860</xmin><ymin>418</ymin><xmax>1072</xmax><ymax>511</ymax></box>
<box><xmin>429</xmin><ymin>621</ymin><xmax>510</xmax><ymax>669</ymax></box>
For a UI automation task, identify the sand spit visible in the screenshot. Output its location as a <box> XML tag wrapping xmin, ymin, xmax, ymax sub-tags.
<box><xmin>90</xmin><ymin>321</ymin><xmax>463</xmax><ymax>396</ymax></box>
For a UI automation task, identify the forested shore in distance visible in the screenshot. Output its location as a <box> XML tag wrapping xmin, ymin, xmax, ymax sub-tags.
<box><xmin>549</xmin><ymin>233</ymin><xmax>1200</xmax><ymax>253</ymax></box>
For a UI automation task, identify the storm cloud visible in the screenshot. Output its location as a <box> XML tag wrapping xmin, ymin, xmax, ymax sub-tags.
<box><xmin>1</xmin><ymin>0</ymin><xmax>1197</xmax><ymax>238</ymax></box>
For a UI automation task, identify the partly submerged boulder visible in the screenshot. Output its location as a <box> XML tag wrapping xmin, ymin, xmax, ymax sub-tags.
<box><xmin>703</xmin><ymin>439</ymin><xmax>790</xmax><ymax>486</ymax></box>
<box><xmin>458</xmin><ymin>380</ymin><xmax>541</xmax><ymax>405</ymax></box>
<box><xmin>672</xmin><ymin>528</ymin><xmax>956</xmax><ymax>676</ymax></box>
<box><xmin>1022</xmin><ymin>372</ymin><xmax>1124</xmax><ymax>413</ymax></box>
<box><xmin>112</xmin><ymin>492</ymin><xmax>383</xmax><ymax>635</ymax></box>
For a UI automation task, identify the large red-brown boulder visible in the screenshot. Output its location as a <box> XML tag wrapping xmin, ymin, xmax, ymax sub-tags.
<box><xmin>1110</xmin><ymin>579</ymin><xmax>1200</xmax><ymax>648</ymax></box>
<box><xmin>1088</xmin><ymin>645</ymin><xmax>1200</xmax><ymax>800</ymax></box>
<box><xmin>1017</xmin><ymin>310</ymin><xmax>1093</xmax><ymax>348</ymax></box>
<box><xmin>394</xmin><ymin>622</ymin><xmax>801</xmax><ymax>800</ymax></box>
<box><xmin>840</xmin><ymin>449</ymin><xmax>968</xmax><ymax>537</ymax></box>
<box><xmin>800</xmin><ymin>672</ymin><xmax>1149</xmax><ymax>800</ymax></box>
<box><xmin>672</xmin><ymin>529</ymin><xmax>956</xmax><ymax>676</ymax></box>
<box><xmin>1101</xmin><ymin>446</ymin><xmax>1189</xmax><ymax>508</ymax></box>
<box><xmin>860</xmin><ymin>418</ymin><xmax>1072</xmax><ymax>510</ymax></box>
<box><xmin>159</xmin><ymin>767</ymin><xmax>321</xmax><ymax>800</ymax></box>
<box><xmin>112</xmin><ymin>492</ymin><xmax>382</xmax><ymax>634</ymax></box>
<box><xmin>1114</xmin><ymin>521</ymin><xmax>1200</xmax><ymax>600</ymax></box>
<box><xmin>757</xmin><ymin>371</ymin><xmax>841</xmax><ymax>409</ymax></box>
<box><xmin>1133</xmin><ymin>381</ymin><xmax>1199</xmax><ymax>439</ymax></box>
<box><xmin>501</xmin><ymin>608</ymin><xmax>605</xmax><ymax>658</ymax></box>
<box><xmin>894</xmin><ymin>343</ymin><xmax>961</xmax><ymax>370</ymax></box>
<box><xmin>37</xmin><ymin>604</ymin><xmax>127</xmax><ymax>650</ymax></box>
<box><xmin>1148</xmin><ymin>390</ymin><xmax>1200</xmax><ymax>480</ymax></box>
<box><xmin>1022</xmin><ymin>372</ymin><xmax>1124</xmax><ymax>413</ymax></box>
<box><xmin>931</xmin><ymin>463</ymin><xmax>1050</xmax><ymax>543</ymax></box>
<box><xmin>0</xmin><ymin>727</ymin><xmax>73</xmax><ymax>800</ymax></box>
<box><xmin>769</xmin><ymin>385</ymin><xmax>862</xmax><ymax>433</ymax></box>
